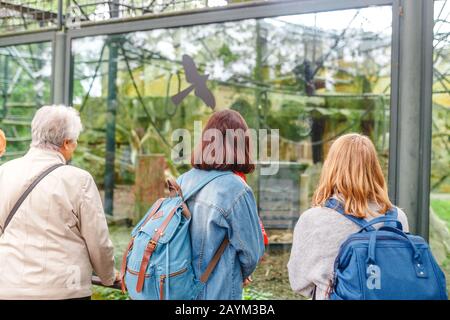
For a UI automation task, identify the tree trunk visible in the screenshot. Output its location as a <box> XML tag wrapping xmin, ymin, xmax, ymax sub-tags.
<box><xmin>134</xmin><ymin>154</ymin><xmax>166</xmax><ymax>224</ymax></box>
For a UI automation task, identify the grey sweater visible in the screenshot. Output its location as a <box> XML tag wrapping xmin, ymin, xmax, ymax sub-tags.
<box><xmin>287</xmin><ymin>201</ymin><xmax>409</xmax><ymax>300</ymax></box>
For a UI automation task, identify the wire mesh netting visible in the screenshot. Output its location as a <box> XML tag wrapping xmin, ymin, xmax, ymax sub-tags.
<box><xmin>66</xmin><ymin>0</ymin><xmax>230</xmax><ymax>22</ymax></box>
<box><xmin>0</xmin><ymin>41</ymin><xmax>53</xmax><ymax>163</ymax></box>
<box><xmin>0</xmin><ymin>0</ymin><xmax>59</xmax><ymax>33</ymax></box>
<box><xmin>0</xmin><ymin>0</ymin><xmax>242</xmax><ymax>34</ymax></box>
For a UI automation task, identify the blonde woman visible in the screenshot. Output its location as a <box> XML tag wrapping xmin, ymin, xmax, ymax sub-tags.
<box><xmin>0</xmin><ymin>129</ymin><xmax>5</xmax><ymax>157</ymax></box>
<box><xmin>287</xmin><ymin>133</ymin><xmax>409</xmax><ymax>300</ymax></box>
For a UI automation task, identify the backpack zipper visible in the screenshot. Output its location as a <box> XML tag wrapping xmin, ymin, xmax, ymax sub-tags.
<box><xmin>159</xmin><ymin>267</ymin><xmax>188</xmax><ymax>300</ymax></box>
<box><xmin>339</xmin><ymin>234</ymin><xmax>414</xmax><ymax>253</ymax></box>
<box><xmin>335</xmin><ymin>234</ymin><xmax>414</xmax><ymax>270</ymax></box>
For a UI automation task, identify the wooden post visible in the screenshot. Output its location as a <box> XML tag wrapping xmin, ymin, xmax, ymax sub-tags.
<box><xmin>134</xmin><ymin>154</ymin><xmax>166</xmax><ymax>224</ymax></box>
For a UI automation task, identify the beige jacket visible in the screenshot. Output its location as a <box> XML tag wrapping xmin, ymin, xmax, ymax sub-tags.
<box><xmin>0</xmin><ymin>147</ymin><xmax>115</xmax><ymax>299</ymax></box>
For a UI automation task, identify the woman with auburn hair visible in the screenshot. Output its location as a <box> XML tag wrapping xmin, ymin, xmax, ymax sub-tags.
<box><xmin>287</xmin><ymin>133</ymin><xmax>409</xmax><ymax>300</ymax></box>
<box><xmin>0</xmin><ymin>129</ymin><xmax>6</xmax><ymax>157</ymax></box>
<box><xmin>177</xmin><ymin>109</ymin><xmax>264</xmax><ymax>300</ymax></box>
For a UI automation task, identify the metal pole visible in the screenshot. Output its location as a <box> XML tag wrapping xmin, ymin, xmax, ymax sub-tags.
<box><xmin>395</xmin><ymin>0</ymin><xmax>434</xmax><ymax>238</ymax></box>
<box><xmin>388</xmin><ymin>0</ymin><xmax>401</xmax><ymax>204</ymax></box>
<box><xmin>255</xmin><ymin>21</ymin><xmax>264</xmax><ymax>210</ymax></box>
<box><xmin>57</xmin><ymin>0</ymin><xmax>64</xmax><ymax>30</ymax></box>
<box><xmin>417</xmin><ymin>0</ymin><xmax>434</xmax><ymax>240</ymax></box>
<box><xmin>52</xmin><ymin>31</ymin><xmax>66</xmax><ymax>104</ymax></box>
<box><xmin>104</xmin><ymin>37</ymin><xmax>119</xmax><ymax>216</ymax></box>
<box><xmin>104</xmin><ymin>1</ymin><xmax>120</xmax><ymax>216</ymax></box>
<box><xmin>1</xmin><ymin>55</ymin><xmax>9</xmax><ymax>117</ymax></box>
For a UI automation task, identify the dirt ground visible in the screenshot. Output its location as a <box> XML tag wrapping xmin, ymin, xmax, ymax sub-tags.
<box><xmin>249</xmin><ymin>250</ymin><xmax>305</xmax><ymax>300</ymax></box>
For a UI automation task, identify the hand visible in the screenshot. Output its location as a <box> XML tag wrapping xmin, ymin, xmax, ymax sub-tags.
<box><xmin>114</xmin><ymin>270</ymin><xmax>122</xmax><ymax>283</ymax></box>
<box><xmin>243</xmin><ymin>276</ymin><xmax>253</xmax><ymax>287</ymax></box>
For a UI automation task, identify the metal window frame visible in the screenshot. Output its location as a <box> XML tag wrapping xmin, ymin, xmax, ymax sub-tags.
<box><xmin>64</xmin><ymin>0</ymin><xmax>394</xmax><ymax>39</ymax></box>
<box><xmin>0</xmin><ymin>0</ymin><xmax>436</xmax><ymax>238</ymax></box>
<box><xmin>0</xmin><ymin>29</ymin><xmax>56</xmax><ymax>46</ymax></box>
<box><xmin>389</xmin><ymin>0</ymin><xmax>434</xmax><ymax>238</ymax></box>
<box><xmin>388</xmin><ymin>0</ymin><xmax>401</xmax><ymax>203</ymax></box>
<box><xmin>417</xmin><ymin>0</ymin><xmax>434</xmax><ymax>239</ymax></box>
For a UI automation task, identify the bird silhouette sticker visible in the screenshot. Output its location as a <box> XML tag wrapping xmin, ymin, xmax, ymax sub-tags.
<box><xmin>171</xmin><ymin>54</ymin><xmax>216</xmax><ymax>109</ymax></box>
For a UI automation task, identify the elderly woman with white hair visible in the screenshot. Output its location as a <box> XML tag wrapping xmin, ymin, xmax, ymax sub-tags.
<box><xmin>0</xmin><ymin>105</ymin><xmax>117</xmax><ymax>300</ymax></box>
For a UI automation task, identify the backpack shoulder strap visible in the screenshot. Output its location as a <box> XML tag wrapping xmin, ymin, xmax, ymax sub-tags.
<box><xmin>200</xmin><ymin>237</ymin><xmax>229</xmax><ymax>283</ymax></box>
<box><xmin>2</xmin><ymin>163</ymin><xmax>65</xmax><ymax>234</ymax></box>
<box><xmin>381</xmin><ymin>206</ymin><xmax>400</xmax><ymax>228</ymax></box>
<box><xmin>182</xmin><ymin>171</ymin><xmax>233</xmax><ymax>202</ymax></box>
<box><xmin>324</xmin><ymin>198</ymin><xmax>375</xmax><ymax>231</ymax></box>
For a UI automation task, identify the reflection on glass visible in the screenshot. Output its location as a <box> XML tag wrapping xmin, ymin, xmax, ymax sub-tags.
<box><xmin>431</xmin><ymin>0</ymin><xmax>450</xmax><ymax>297</ymax></box>
<box><xmin>0</xmin><ymin>42</ymin><xmax>52</xmax><ymax>163</ymax></box>
<box><xmin>71</xmin><ymin>6</ymin><xmax>392</xmax><ymax>299</ymax></box>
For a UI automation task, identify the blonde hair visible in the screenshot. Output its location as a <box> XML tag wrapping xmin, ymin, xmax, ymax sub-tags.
<box><xmin>312</xmin><ymin>133</ymin><xmax>392</xmax><ymax>218</ymax></box>
<box><xmin>0</xmin><ymin>129</ymin><xmax>5</xmax><ymax>156</ymax></box>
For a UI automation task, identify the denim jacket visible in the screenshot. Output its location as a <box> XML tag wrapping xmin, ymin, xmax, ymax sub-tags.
<box><xmin>178</xmin><ymin>168</ymin><xmax>265</xmax><ymax>300</ymax></box>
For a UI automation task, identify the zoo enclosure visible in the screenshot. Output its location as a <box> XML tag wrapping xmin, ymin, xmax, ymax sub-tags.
<box><xmin>0</xmin><ymin>0</ymin><xmax>447</xmax><ymax>243</ymax></box>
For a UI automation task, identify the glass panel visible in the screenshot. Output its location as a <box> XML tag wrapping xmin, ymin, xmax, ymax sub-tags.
<box><xmin>71</xmin><ymin>5</ymin><xmax>392</xmax><ymax>299</ymax></box>
<box><xmin>431</xmin><ymin>0</ymin><xmax>450</xmax><ymax>297</ymax></box>
<box><xmin>0</xmin><ymin>42</ymin><xmax>53</xmax><ymax>163</ymax></box>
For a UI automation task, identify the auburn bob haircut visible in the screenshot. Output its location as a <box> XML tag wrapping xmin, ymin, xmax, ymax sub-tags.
<box><xmin>191</xmin><ymin>109</ymin><xmax>255</xmax><ymax>174</ymax></box>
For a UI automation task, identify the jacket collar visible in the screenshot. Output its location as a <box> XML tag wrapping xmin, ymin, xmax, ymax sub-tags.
<box><xmin>25</xmin><ymin>147</ymin><xmax>66</xmax><ymax>164</ymax></box>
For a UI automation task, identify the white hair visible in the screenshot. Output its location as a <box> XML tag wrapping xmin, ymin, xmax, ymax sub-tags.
<box><xmin>31</xmin><ymin>105</ymin><xmax>83</xmax><ymax>151</ymax></box>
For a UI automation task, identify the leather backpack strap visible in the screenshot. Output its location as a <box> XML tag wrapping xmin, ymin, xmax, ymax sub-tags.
<box><xmin>166</xmin><ymin>178</ymin><xmax>183</xmax><ymax>200</ymax></box>
<box><xmin>200</xmin><ymin>237</ymin><xmax>229</xmax><ymax>283</ymax></box>
<box><xmin>120</xmin><ymin>197</ymin><xmax>166</xmax><ymax>293</ymax></box>
<box><xmin>2</xmin><ymin>163</ymin><xmax>65</xmax><ymax>234</ymax></box>
<box><xmin>166</xmin><ymin>179</ymin><xmax>192</xmax><ymax>219</ymax></box>
<box><xmin>136</xmin><ymin>205</ymin><xmax>181</xmax><ymax>293</ymax></box>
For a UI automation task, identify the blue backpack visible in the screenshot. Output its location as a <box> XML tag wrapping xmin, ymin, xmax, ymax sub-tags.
<box><xmin>120</xmin><ymin>171</ymin><xmax>231</xmax><ymax>300</ymax></box>
<box><xmin>325</xmin><ymin>198</ymin><xmax>448</xmax><ymax>300</ymax></box>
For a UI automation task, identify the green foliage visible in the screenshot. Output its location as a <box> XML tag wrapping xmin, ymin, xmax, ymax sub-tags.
<box><xmin>218</xmin><ymin>44</ymin><xmax>239</xmax><ymax>66</ymax></box>
<box><xmin>265</xmin><ymin>100</ymin><xmax>310</xmax><ymax>142</ymax></box>
<box><xmin>91</xmin><ymin>285</ymin><xmax>273</xmax><ymax>300</ymax></box>
<box><xmin>242</xmin><ymin>287</ymin><xmax>274</xmax><ymax>300</ymax></box>
<box><xmin>92</xmin><ymin>286</ymin><xmax>129</xmax><ymax>300</ymax></box>
<box><xmin>0</xmin><ymin>42</ymin><xmax>52</xmax><ymax>163</ymax></box>
<box><xmin>230</xmin><ymin>98</ymin><xmax>258</xmax><ymax>129</ymax></box>
<box><xmin>431</xmin><ymin>199</ymin><xmax>450</xmax><ymax>228</ymax></box>
<box><xmin>431</xmin><ymin>105</ymin><xmax>450</xmax><ymax>193</ymax></box>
